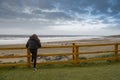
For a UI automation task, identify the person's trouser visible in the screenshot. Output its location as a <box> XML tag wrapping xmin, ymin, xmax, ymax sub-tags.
<box><xmin>30</xmin><ymin>49</ymin><xmax>37</xmax><ymax>68</ymax></box>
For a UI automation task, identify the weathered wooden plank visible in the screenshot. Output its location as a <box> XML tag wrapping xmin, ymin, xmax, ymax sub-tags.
<box><xmin>77</xmin><ymin>43</ymin><xmax>115</xmax><ymax>47</ymax></box>
<box><xmin>79</xmin><ymin>50</ymin><xmax>114</xmax><ymax>54</ymax></box>
<box><xmin>37</xmin><ymin>53</ymin><xmax>72</xmax><ymax>56</ymax></box>
<box><xmin>0</xmin><ymin>55</ymin><xmax>27</xmax><ymax>58</ymax></box>
<box><xmin>0</xmin><ymin>63</ymin><xmax>27</xmax><ymax>67</ymax></box>
<box><xmin>78</xmin><ymin>57</ymin><xmax>114</xmax><ymax>62</ymax></box>
<box><xmin>37</xmin><ymin>61</ymin><xmax>73</xmax><ymax>65</ymax></box>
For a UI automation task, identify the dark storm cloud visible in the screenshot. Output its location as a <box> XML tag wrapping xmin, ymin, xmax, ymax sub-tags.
<box><xmin>0</xmin><ymin>0</ymin><xmax>120</xmax><ymax>20</ymax></box>
<box><xmin>0</xmin><ymin>0</ymin><xmax>120</xmax><ymax>35</ymax></box>
<box><xmin>0</xmin><ymin>0</ymin><xmax>53</xmax><ymax>18</ymax></box>
<box><xmin>55</xmin><ymin>0</ymin><xmax>120</xmax><ymax>18</ymax></box>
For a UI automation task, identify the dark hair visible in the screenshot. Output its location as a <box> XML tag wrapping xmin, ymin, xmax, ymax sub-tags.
<box><xmin>30</xmin><ymin>34</ymin><xmax>40</xmax><ymax>41</ymax></box>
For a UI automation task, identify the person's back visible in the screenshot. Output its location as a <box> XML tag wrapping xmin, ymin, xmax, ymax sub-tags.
<box><xmin>26</xmin><ymin>38</ymin><xmax>40</xmax><ymax>49</ymax></box>
<box><xmin>26</xmin><ymin>34</ymin><xmax>41</xmax><ymax>49</ymax></box>
<box><xmin>26</xmin><ymin>34</ymin><xmax>41</xmax><ymax>71</ymax></box>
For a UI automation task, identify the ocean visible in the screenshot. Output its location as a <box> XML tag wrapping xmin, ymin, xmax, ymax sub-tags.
<box><xmin>0</xmin><ymin>35</ymin><xmax>101</xmax><ymax>45</ymax></box>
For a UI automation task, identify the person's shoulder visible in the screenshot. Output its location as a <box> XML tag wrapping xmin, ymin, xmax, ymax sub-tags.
<box><xmin>28</xmin><ymin>39</ymin><xmax>35</xmax><ymax>43</ymax></box>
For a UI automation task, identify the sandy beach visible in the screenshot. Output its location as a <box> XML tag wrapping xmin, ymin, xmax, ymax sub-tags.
<box><xmin>0</xmin><ymin>37</ymin><xmax>120</xmax><ymax>63</ymax></box>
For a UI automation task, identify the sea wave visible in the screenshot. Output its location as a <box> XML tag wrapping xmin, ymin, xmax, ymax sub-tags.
<box><xmin>0</xmin><ymin>35</ymin><xmax>101</xmax><ymax>45</ymax></box>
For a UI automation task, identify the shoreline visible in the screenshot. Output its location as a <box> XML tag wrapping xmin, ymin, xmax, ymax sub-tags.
<box><xmin>0</xmin><ymin>37</ymin><xmax>120</xmax><ymax>63</ymax></box>
<box><xmin>0</xmin><ymin>37</ymin><xmax>120</xmax><ymax>47</ymax></box>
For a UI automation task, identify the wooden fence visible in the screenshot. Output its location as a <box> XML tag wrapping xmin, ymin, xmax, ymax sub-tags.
<box><xmin>0</xmin><ymin>43</ymin><xmax>120</xmax><ymax>67</ymax></box>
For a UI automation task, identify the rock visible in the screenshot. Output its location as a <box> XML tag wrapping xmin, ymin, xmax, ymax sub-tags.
<box><xmin>0</xmin><ymin>60</ymin><xmax>2</xmax><ymax>63</ymax></box>
<box><xmin>18</xmin><ymin>60</ymin><xmax>25</xmax><ymax>63</ymax></box>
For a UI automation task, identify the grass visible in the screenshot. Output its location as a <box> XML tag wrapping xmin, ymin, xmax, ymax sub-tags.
<box><xmin>1</xmin><ymin>61</ymin><xmax>120</xmax><ymax>80</ymax></box>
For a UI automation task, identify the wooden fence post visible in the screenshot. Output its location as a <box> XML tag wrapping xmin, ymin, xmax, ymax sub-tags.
<box><xmin>75</xmin><ymin>46</ymin><xmax>79</xmax><ymax>64</ymax></box>
<box><xmin>114</xmin><ymin>43</ymin><xmax>119</xmax><ymax>61</ymax></box>
<box><xmin>72</xmin><ymin>43</ymin><xmax>79</xmax><ymax>65</ymax></box>
<box><xmin>72</xmin><ymin>43</ymin><xmax>75</xmax><ymax>61</ymax></box>
<box><xmin>27</xmin><ymin>49</ymin><xmax>31</xmax><ymax>67</ymax></box>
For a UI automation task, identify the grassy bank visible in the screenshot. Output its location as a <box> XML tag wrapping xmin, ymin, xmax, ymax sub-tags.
<box><xmin>0</xmin><ymin>61</ymin><xmax>120</xmax><ymax>80</ymax></box>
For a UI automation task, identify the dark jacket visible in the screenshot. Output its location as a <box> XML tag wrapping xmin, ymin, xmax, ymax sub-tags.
<box><xmin>26</xmin><ymin>38</ymin><xmax>41</xmax><ymax>49</ymax></box>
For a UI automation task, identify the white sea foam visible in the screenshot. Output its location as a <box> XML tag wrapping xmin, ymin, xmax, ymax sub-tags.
<box><xmin>0</xmin><ymin>36</ymin><xmax>101</xmax><ymax>45</ymax></box>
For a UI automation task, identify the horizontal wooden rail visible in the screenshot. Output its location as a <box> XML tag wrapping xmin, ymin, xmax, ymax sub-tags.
<box><xmin>37</xmin><ymin>61</ymin><xmax>73</xmax><ymax>65</ymax></box>
<box><xmin>79</xmin><ymin>50</ymin><xmax>114</xmax><ymax>54</ymax></box>
<box><xmin>0</xmin><ymin>43</ymin><xmax>120</xmax><ymax>67</ymax></box>
<box><xmin>41</xmin><ymin>45</ymin><xmax>72</xmax><ymax>48</ymax></box>
<box><xmin>0</xmin><ymin>55</ymin><xmax>27</xmax><ymax>58</ymax></box>
<box><xmin>0</xmin><ymin>63</ymin><xmax>28</xmax><ymax>67</ymax></box>
<box><xmin>0</xmin><ymin>47</ymin><xmax>26</xmax><ymax>50</ymax></box>
<box><xmin>78</xmin><ymin>57</ymin><xmax>114</xmax><ymax>62</ymax></box>
<box><xmin>0</xmin><ymin>45</ymin><xmax>72</xmax><ymax>50</ymax></box>
<box><xmin>77</xmin><ymin>43</ymin><xmax>115</xmax><ymax>47</ymax></box>
<box><xmin>37</xmin><ymin>53</ymin><xmax>72</xmax><ymax>56</ymax></box>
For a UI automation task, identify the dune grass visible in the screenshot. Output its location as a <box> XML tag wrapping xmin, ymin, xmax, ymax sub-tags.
<box><xmin>0</xmin><ymin>61</ymin><xmax>120</xmax><ymax>80</ymax></box>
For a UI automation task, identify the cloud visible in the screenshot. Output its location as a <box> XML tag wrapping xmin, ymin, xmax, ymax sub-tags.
<box><xmin>0</xmin><ymin>0</ymin><xmax>120</xmax><ymax>35</ymax></box>
<box><xmin>0</xmin><ymin>0</ymin><xmax>120</xmax><ymax>20</ymax></box>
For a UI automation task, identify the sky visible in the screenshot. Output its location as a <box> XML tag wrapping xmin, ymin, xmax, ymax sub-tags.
<box><xmin>0</xmin><ymin>0</ymin><xmax>120</xmax><ymax>35</ymax></box>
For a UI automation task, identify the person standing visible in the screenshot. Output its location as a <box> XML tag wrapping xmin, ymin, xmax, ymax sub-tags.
<box><xmin>26</xmin><ymin>34</ymin><xmax>41</xmax><ymax>71</ymax></box>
